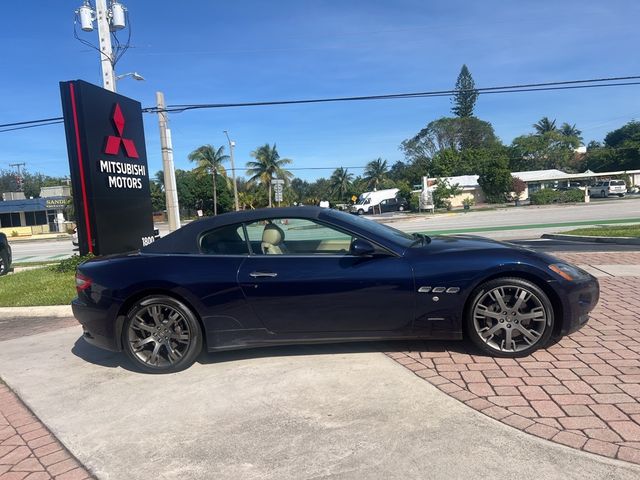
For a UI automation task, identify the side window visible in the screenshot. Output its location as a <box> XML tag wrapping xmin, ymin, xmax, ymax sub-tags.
<box><xmin>199</xmin><ymin>224</ymin><xmax>249</xmax><ymax>255</ymax></box>
<box><xmin>245</xmin><ymin>218</ymin><xmax>354</xmax><ymax>255</ymax></box>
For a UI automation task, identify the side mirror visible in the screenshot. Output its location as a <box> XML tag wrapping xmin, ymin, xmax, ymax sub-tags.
<box><xmin>350</xmin><ymin>238</ymin><xmax>375</xmax><ymax>256</ymax></box>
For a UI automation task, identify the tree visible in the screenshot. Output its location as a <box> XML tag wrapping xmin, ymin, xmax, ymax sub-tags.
<box><xmin>188</xmin><ymin>145</ymin><xmax>229</xmax><ymax>215</ymax></box>
<box><xmin>477</xmin><ymin>153</ymin><xmax>513</xmax><ymax>203</ymax></box>
<box><xmin>329</xmin><ymin>167</ymin><xmax>354</xmax><ymax>201</ymax></box>
<box><xmin>451</xmin><ymin>64</ymin><xmax>479</xmax><ymax>118</ymax></box>
<box><xmin>560</xmin><ymin>123</ymin><xmax>582</xmax><ymax>141</ymax></box>
<box><xmin>584</xmin><ymin>121</ymin><xmax>640</xmax><ymax>171</ymax></box>
<box><xmin>432</xmin><ymin>179</ymin><xmax>462</xmax><ymax>209</ymax></box>
<box><xmin>533</xmin><ymin>117</ymin><xmax>557</xmax><ymax>135</ymax></box>
<box><xmin>364</xmin><ymin>158</ymin><xmax>388</xmax><ymax>190</ymax></box>
<box><xmin>401</xmin><ymin>117</ymin><xmax>500</xmax><ymax>162</ymax></box>
<box><xmin>510</xmin><ymin>120</ymin><xmax>581</xmax><ymax>171</ymax></box>
<box><xmin>246</xmin><ymin>143</ymin><xmax>293</xmax><ymax>207</ymax></box>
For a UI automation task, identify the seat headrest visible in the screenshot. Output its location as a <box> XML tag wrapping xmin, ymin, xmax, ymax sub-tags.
<box><xmin>262</xmin><ymin>224</ymin><xmax>284</xmax><ymax>245</ymax></box>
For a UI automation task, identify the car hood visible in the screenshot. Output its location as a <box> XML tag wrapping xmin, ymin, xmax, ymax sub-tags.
<box><xmin>414</xmin><ymin>234</ymin><xmax>559</xmax><ymax>263</ymax></box>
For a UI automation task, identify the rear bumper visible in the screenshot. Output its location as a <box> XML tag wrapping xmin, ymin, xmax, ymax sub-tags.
<box><xmin>72</xmin><ymin>297</ymin><xmax>122</xmax><ymax>352</ymax></box>
<box><xmin>557</xmin><ymin>276</ymin><xmax>600</xmax><ymax>336</ymax></box>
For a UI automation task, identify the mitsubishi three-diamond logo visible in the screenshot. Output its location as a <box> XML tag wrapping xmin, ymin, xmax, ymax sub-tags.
<box><xmin>104</xmin><ymin>103</ymin><xmax>139</xmax><ymax>159</ymax></box>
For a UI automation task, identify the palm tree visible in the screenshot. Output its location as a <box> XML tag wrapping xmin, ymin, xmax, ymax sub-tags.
<box><xmin>533</xmin><ymin>117</ymin><xmax>557</xmax><ymax>135</ymax></box>
<box><xmin>560</xmin><ymin>122</ymin><xmax>583</xmax><ymax>141</ymax></box>
<box><xmin>329</xmin><ymin>167</ymin><xmax>354</xmax><ymax>201</ymax></box>
<box><xmin>188</xmin><ymin>145</ymin><xmax>228</xmax><ymax>215</ymax></box>
<box><xmin>246</xmin><ymin>143</ymin><xmax>293</xmax><ymax>207</ymax></box>
<box><xmin>364</xmin><ymin>158</ymin><xmax>388</xmax><ymax>190</ymax></box>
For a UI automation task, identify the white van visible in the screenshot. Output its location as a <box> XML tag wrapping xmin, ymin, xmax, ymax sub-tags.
<box><xmin>588</xmin><ymin>180</ymin><xmax>627</xmax><ymax>198</ymax></box>
<box><xmin>350</xmin><ymin>188</ymin><xmax>400</xmax><ymax>215</ymax></box>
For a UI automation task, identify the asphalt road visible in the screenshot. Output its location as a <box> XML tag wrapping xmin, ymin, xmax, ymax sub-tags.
<box><xmin>8</xmin><ymin>198</ymin><xmax>640</xmax><ymax>263</ymax></box>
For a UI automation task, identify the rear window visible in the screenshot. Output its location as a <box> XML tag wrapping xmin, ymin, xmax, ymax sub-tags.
<box><xmin>610</xmin><ymin>180</ymin><xmax>625</xmax><ymax>186</ymax></box>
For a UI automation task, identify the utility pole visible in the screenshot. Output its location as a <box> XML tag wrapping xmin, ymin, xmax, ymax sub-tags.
<box><xmin>95</xmin><ymin>0</ymin><xmax>116</xmax><ymax>92</ymax></box>
<box><xmin>9</xmin><ymin>163</ymin><xmax>26</xmax><ymax>191</ymax></box>
<box><xmin>223</xmin><ymin>131</ymin><xmax>240</xmax><ymax>211</ymax></box>
<box><xmin>156</xmin><ymin>92</ymin><xmax>181</xmax><ymax>231</ymax></box>
<box><xmin>75</xmin><ymin>1</ymin><xmax>130</xmax><ymax>92</ymax></box>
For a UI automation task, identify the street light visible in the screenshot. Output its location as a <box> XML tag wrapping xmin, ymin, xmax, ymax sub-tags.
<box><xmin>223</xmin><ymin>130</ymin><xmax>240</xmax><ymax>211</ymax></box>
<box><xmin>115</xmin><ymin>72</ymin><xmax>145</xmax><ymax>81</ymax></box>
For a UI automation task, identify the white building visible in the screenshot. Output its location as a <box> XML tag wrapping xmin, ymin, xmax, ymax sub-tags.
<box><xmin>422</xmin><ymin>168</ymin><xmax>640</xmax><ymax>207</ymax></box>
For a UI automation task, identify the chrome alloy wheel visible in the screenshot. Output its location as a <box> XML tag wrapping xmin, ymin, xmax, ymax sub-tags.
<box><xmin>472</xmin><ymin>285</ymin><xmax>548</xmax><ymax>353</ymax></box>
<box><xmin>127</xmin><ymin>304</ymin><xmax>192</xmax><ymax>367</ymax></box>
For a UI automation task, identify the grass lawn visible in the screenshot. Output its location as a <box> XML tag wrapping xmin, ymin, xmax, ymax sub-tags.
<box><xmin>0</xmin><ymin>268</ymin><xmax>75</xmax><ymax>307</ymax></box>
<box><xmin>563</xmin><ymin>224</ymin><xmax>640</xmax><ymax>238</ymax></box>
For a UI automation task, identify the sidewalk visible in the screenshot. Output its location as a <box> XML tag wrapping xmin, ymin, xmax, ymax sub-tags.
<box><xmin>0</xmin><ymin>382</ymin><xmax>93</xmax><ymax>479</ymax></box>
<box><xmin>388</xmin><ymin>251</ymin><xmax>640</xmax><ymax>465</ymax></box>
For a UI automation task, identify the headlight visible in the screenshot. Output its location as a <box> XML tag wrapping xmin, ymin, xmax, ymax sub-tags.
<box><xmin>548</xmin><ymin>263</ymin><xmax>590</xmax><ymax>281</ymax></box>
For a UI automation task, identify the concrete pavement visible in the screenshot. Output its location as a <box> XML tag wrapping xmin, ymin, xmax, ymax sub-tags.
<box><xmin>1</xmin><ymin>326</ymin><xmax>639</xmax><ymax>480</ymax></box>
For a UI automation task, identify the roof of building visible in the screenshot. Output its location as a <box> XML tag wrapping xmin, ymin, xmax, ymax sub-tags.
<box><xmin>427</xmin><ymin>168</ymin><xmax>640</xmax><ymax>189</ymax></box>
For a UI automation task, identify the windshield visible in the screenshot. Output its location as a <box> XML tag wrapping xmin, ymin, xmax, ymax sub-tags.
<box><xmin>323</xmin><ymin>209</ymin><xmax>415</xmax><ymax>246</ymax></box>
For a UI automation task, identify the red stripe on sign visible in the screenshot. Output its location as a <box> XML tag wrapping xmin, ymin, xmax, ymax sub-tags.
<box><xmin>69</xmin><ymin>83</ymin><xmax>94</xmax><ymax>254</ymax></box>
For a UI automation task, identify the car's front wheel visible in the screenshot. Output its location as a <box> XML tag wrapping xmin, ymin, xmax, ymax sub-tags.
<box><xmin>122</xmin><ymin>295</ymin><xmax>203</xmax><ymax>373</ymax></box>
<box><xmin>465</xmin><ymin>277</ymin><xmax>554</xmax><ymax>357</ymax></box>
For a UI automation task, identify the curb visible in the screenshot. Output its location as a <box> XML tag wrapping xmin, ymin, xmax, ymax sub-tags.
<box><xmin>0</xmin><ymin>305</ymin><xmax>73</xmax><ymax>318</ymax></box>
<box><xmin>541</xmin><ymin>233</ymin><xmax>640</xmax><ymax>245</ymax></box>
<box><xmin>8</xmin><ymin>235</ymin><xmax>72</xmax><ymax>244</ymax></box>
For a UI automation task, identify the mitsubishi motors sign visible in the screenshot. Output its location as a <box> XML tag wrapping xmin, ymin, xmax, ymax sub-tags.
<box><xmin>60</xmin><ymin>80</ymin><xmax>155</xmax><ymax>256</ymax></box>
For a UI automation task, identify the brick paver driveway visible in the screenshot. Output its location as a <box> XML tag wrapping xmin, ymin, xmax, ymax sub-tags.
<box><xmin>388</xmin><ymin>252</ymin><xmax>640</xmax><ymax>465</ymax></box>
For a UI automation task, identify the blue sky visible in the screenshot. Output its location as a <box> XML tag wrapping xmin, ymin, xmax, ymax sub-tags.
<box><xmin>1</xmin><ymin>0</ymin><xmax>639</xmax><ymax>181</ymax></box>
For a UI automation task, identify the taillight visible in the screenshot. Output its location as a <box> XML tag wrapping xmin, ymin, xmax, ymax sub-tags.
<box><xmin>75</xmin><ymin>272</ymin><xmax>92</xmax><ymax>293</ymax></box>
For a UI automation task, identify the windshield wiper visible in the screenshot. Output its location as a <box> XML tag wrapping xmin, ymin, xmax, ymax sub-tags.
<box><xmin>411</xmin><ymin>232</ymin><xmax>431</xmax><ymax>246</ymax></box>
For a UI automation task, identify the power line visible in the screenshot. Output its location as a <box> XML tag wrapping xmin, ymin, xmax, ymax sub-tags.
<box><xmin>149</xmin><ymin>75</ymin><xmax>640</xmax><ymax>113</ymax></box>
<box><xmin>2</xmin><ymin>74</ymin><xmax>640</xmax><ymax>131</ymax></box>
<box><xmin>0</xmin><ymin>120</ymin><xmax>64</xmax><ymax>133</ymax></box>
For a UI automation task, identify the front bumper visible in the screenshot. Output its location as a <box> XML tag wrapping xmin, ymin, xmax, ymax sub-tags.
<box><xmin>72</xmin><ymin>297</ymin><xmax>122</xmax><ymax>352</ymax></box>
<box><xmin>556</xmin><ymin>276</ymin><xmax>600</xmax><ymax>336</ymax></box>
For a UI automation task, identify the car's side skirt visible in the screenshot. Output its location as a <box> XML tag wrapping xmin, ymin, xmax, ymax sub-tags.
<box><xmin>205</xmin><ymin>329</ymin><xmax>463</xmax><ymax>352</ymax></box>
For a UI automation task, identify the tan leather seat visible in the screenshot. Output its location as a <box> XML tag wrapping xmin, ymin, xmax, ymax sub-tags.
<box><xmin>261</xmin><ymin>224</ymin><xmax>288</xmax><ymax>255</ymax></box>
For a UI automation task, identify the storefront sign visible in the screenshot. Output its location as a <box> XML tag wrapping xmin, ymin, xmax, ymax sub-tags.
<box><xmin>59</xmin><ymin>80</ymin><xmax>155</xmax><ymax>255</ymax></box>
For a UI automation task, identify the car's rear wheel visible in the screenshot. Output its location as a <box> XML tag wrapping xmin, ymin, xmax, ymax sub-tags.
<box><xmin>122</xmin><ymin>295</ymin><xmax>203</xmax><ymax>373</ymax></box>
<box><xmin>398</xmin><ymin>205</ymin><xmax>405</xmax><ymax>212</ymax></box>
<box><xmin>357</xmin><ymin>209</ymin><xmax>365</xmax><ymax>215</ymax></box>
<box><xmin>465</xmin><ymin>277</ymin><xmax>554</xmax><ymax>357</ymax></box>
<box><xmin>0</xmin><ymin>251</ymin><xmax>9</xmax><ymax>276</ymax></box>
<box><xmin>601</xmin><ymin>190</ymin><xmax>606</xmax><ymax>198</ymax></box>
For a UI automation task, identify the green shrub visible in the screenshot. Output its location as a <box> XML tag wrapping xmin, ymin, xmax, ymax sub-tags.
<box><xmin>51</xmin><ymin>254</ymin><xmax>94</xmax><ymax>273</ymax></box>
<box><xmin>530</xmin><ymin>189</ymin><xmax>584</xmax><ymax>205</ymax></box>
<box><xmin>562</xmin><ymin>189</ymin><xmax>584</xmax><ymax>203</ymax></box>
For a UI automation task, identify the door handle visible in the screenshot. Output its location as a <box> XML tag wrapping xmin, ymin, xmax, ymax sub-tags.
<box><xmin>249</xmin><ymin>271</ymin><xmax>278</xmax><ymax>278</ymax></box>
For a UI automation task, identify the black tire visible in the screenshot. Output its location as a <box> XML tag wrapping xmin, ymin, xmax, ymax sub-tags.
<box><xmin>122</xmin><ymin>295</ymin><xmax>203</xmax><ymax>373</ymax></box>
<box><xmin>601</xmin><ymin>190</ymin><xmax>606</xmax><ymax>198</ymax></box>
<box><xmin>0</xmin><ymin>250</ymin><xmax>9</xmax><ymax>276</ymax></box>
<box><xmin>619</xmin><ymin>194</ymin><xmax>625</xmax><ymax>198</ymax></box>
<box><xmin>398</xmin><ymin>205</ymin><xmax>405</xmax><ymax>212</ymax></box>
<box><xmin>357</xmin><ymin>209</ymin><xmax>365</xmax><ymax>215</ymax></box>
<box><xmin>465</xmin><ymin>277</ymin><xmax>554</xmax><ymax>358</ymax></box>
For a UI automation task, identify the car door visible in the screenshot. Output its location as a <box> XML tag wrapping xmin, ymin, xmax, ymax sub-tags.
<box><xmin>237</xmin><ymin>217</ymin><xmax>415</xmax><ymax>333</ymax></box>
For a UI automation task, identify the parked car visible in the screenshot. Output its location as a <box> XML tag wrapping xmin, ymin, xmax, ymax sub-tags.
<box><xmin>0</xmin><ymin>232</ymin><xmax>13</xmax><ymax>276</ymax></box>
<box><xmin>72</xmin><ymin>207</ymin><xmax>599</xmax><ymax>373</ymax></box>
<box><xmin>378</xmin><ymin>196</ymin><xmax>409</xmax><ymax>213</ymax></box>
<box><xmin>588</xmin><ymin>180</ymin><xmax>627</xmax><ymax>198</ymax></box>
<box><xmin>350</xmin><ymin>188</ymin><xmax>400</xmax><ymax>215</ymax></box>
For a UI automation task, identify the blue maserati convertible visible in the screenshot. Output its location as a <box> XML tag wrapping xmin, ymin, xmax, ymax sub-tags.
<box><xmin>72</xmin><ymin>207</ymin><xmax>599</xmax><ymax>373</ymax></box>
